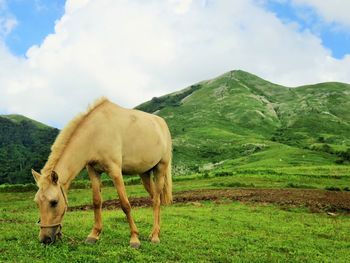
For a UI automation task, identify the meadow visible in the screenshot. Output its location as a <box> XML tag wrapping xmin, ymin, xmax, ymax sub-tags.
<box><xmin>1</xmin><ymin>165</ymin><xmax>350</xmax><ymax>262</ymax></box>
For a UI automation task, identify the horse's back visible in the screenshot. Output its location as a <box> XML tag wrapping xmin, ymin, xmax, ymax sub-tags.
<box><xmin>92</xmin><ymin>101</ymin><xmax>171</xmax><ymax>174</ymax></box>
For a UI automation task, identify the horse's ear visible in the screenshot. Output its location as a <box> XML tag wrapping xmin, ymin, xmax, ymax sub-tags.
<box><xmin>32</xmin><ymin>169</ymin><xmax>41</xmax><ymax>184</ymax></box>
<box><xmin>51</xmin><ymin>171</ymin><xmax>59</xmax><ymax>185</ymax></box>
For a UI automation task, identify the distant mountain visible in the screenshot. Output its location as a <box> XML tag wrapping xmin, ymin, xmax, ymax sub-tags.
<box><xmin>1</xmin><ymin>114</ymin><xmax>50</xmax><ymax>129</ymax></box>
<box><xmin>137</xmin><ymin>70</ymin><xmax>350</xmax><ymax>173</ymax></box>
<box><xmin>0</xmin><ymin>115</ymin><xmax>59</xmax><ymax>184</ymax></box>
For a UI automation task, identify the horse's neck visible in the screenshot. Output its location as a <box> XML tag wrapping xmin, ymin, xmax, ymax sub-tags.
<box><xmin>54</xmin><ymin>133</ymin><xmax>90</xmax><ymax>190</ymax></box>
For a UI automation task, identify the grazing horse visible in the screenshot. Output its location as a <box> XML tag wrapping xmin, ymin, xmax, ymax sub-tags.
<box><xmin>32</xmin><ymin>97</ymin><xmax>172</xmax><ymax>248</ymax></box>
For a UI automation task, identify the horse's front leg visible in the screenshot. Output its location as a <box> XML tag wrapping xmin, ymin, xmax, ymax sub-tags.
<box><xmin>85</xmin><ymin>165</ymin><xmax>103</xmax><ymax>244</ymax></box>
<box><xmin>110</xmin><ymin>165</ymin><xmax>140</xmax><ymax>249</ymax></box>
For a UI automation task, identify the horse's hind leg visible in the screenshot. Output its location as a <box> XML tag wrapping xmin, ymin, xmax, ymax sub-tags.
<box><xmin>149</xmin><ymin>161</ymin><xmax>168</xmax><ymax>243</ymax></box>
<box><xmin>109</xmin><ymin>165</ymin><xmax>140</xmax><ymax>249</ymax></box>
<box><xmin>140</xmin><ymin>172</ymin><xmax>154</xmax><ymax>199</ymax></box>
<box><xmin>85</xmin><ymin>165</ymin><xmax>103</xmax><ymax>244</ymax></box>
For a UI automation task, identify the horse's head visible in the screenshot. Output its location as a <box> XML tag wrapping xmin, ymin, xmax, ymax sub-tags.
<box><xmin>32</xmin><ymin>169</ymin><xmax>68</xmax><ymax>244</ymax></box>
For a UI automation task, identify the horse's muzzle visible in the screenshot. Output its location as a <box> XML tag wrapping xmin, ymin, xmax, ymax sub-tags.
<box><xmin>39</xmin><ymin>226</ymin><xmax>61</xmax><ymax>245</ymax></box>
<box><xmin>41</xmin><ymin>235</ymin><xmax>54</xmax><ymax>244</ymax></box>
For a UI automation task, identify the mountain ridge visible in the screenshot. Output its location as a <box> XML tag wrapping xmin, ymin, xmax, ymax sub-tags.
<box><xmin>1</xmin><ymin>114</ymin><xmax>51</xmax><ymax>129</ymax></box>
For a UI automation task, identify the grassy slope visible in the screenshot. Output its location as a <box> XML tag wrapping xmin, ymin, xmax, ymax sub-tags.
<box><xmin>136</xmin><ymin>70</ymin><xmax>350</xmax><ymax>173</ymax></box>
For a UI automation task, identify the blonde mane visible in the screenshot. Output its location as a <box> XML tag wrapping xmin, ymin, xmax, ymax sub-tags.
<box><xmin>41</xmin><ymin>97</ymin><xmax>109</xmax><ymax>176</ymax></box>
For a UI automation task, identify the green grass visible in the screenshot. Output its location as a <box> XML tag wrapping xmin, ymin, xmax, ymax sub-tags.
<box><xmin>1</xmin><ymin>200</ymin><xmax>350</xmax><ymax>262</ymax></box>
<box><xmin>1</xmin><ymin>170</ymin><xmax>350</xmax><ymax>262</ymax></box>
<box><xmin>205</xmin><ymin>165</ymin><xmax>350</xmax><ymax>191</ymax></box>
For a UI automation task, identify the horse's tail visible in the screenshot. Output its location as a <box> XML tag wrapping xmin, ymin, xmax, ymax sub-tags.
<box><xmin>160</xmin><ymin>153</ymin><xmax>173</xmax><ymax>205</ymax></box>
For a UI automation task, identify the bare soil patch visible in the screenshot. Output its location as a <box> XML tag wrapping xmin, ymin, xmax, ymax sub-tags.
<box><xmin>69</xmin><ymin>188</ymin><xmax>350</xmax><ymax>213</ymax></box>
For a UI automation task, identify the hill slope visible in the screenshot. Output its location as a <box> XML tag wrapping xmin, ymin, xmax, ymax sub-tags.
<box><xmin>0</xmin><ymin>115</ymin><xmax>59</xmax><ymax>184</ymax></box>
<box><xmin>137</xmin><ymin>70</ymin><xmax>350</xmax><ymax>173</ymax></box>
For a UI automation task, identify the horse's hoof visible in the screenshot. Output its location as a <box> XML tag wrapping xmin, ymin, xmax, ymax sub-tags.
<box><xmin>151</xmin><ymin>237</ymin><xmax>160</xmax><ymax>244</ymax></box>
<box><xmin>130</xmin><ymin>242</ymin><xmax>141</xmax><ymax>249</ymax></box>
<box><xmin>85</xmin><ymin>237</ymin><xmax>98</xmax><ymax>244</ymax></box>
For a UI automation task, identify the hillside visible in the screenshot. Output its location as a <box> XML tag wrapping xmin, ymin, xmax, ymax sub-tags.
<box><xmin>0</xmin><ymin>115</ymin><xmax>59</xmax><ymax>184</ymax></box>
<box><xmin>137</xmin><ymin>70</ymin><xmax>350</xmax><ymax>173</ymax></box>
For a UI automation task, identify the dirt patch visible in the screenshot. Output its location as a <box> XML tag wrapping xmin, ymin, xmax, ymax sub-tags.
<box><xmin>69</xmin><ymin>188</ymin><xmax>350</xmax><ymax>213</ymax></box>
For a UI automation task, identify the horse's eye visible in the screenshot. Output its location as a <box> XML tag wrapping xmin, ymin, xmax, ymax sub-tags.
<box><xmin>50</xmin><ymin>200</ymin><xmax>58</xmax><ymax>207</ymax></box>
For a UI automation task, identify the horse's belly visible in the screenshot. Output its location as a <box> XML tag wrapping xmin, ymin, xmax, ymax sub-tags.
<box><xmin>121</xmin><ymin>158</ymin><xmax>159</xmax><ymax>175</ymax></box>
<box><xmin>122</xmin><ymin>144</ymin><xmax>163</xmax><ymax>174</ymax></box>
<box><xmin>122</xmin><ymin>138</ymin><xmax>166</xmax><ymax>174</ymax></box>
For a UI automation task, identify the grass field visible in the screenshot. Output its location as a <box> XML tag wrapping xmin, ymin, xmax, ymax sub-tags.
<box><xmin>1</xmin><ymin>166</ymin><xmax>350</xmax><ymax>262</ymax></box>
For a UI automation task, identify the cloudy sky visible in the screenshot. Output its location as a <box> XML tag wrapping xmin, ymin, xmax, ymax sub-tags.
<box><xmin>0</xmin><ymin>0</ymin><xmax>349</xmax><ymax>128</ymax></box>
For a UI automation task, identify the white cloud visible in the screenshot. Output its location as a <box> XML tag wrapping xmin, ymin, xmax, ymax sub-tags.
<box><xmin>0</xmin><ymin>17</ymin><xmax>17</xmax><ymax>35</ymax></box>
<box><xmin>0</xmin><ymin>0</ymin><xmax>17</xmax><ymax>37</ymax></box>
<box><xmin>64</xmin><ymin>0</ymin><xmax>90</xmax><ymax>14</ymax></box>
<box><xmin>0</xmin><ymin>0</ymin><xmax>349</xmax><ymax>127</ymax></box>
<box><xmin>292</xmin><ymin>0</ymin><xmax>350</xmax><ymax>28</ymax></box>
<box><xmin>169</xmin><ymin>0</ymin><xmax>193</xmax><ymax>14</ymax></box>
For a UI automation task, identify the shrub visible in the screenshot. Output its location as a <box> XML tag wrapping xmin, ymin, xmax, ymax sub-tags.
<box><xmin>286</xmin><ymin>182</ymin><xmax>316</xmax><ymax>189</ymax></box>
<box><xmin>325</xmin><ymin>186</ymin><xmax>341</xmax><ymax>191</ymax></box>
<box><xmin>202</xmin><ymin>172</ymin><xmax>210</xmax><ymax>179</ymax></box>
<box><xmin>0</xmin><ymin>183</ymin><xmax>37</xmax><ymax>192</ymax></box>
<box><xmin>70</xmin><ymin>180</ymin><xmax>90</xmax><ymax>189</ymax></box>
<box><xmin>343</xmin><ymin>187</ymin><xmax>350</xmax><ymax>192</ymax></box>
<box><xmin>335</xmin><ymin>159</ymin><xmax>344</xmax><ymax>164</ymax></box>
<box><xmin>211</xmin><ymin>182</ymin><xmax>254</xmax><ymax>188</ymax></box>
<box><xmin>337</xmin><ymin>148</ymin><xmax>350</xmax><ymax>163</ymax></box>
<box><xmin>213</xmin><ymin>171</ymin><xmax>233</xmax><ymax>177</ymax></box>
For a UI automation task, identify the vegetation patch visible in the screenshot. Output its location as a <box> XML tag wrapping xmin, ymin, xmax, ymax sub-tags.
<box><xmin>325</xmin><ymin>186</ymin><xmax>350</xmax><ymax>192</ymax></box>
<box><xmin>0</xmin><ymin>183</ymin><xmax>37</xmax><ymax>193</ymax></box>
<box><xmin>212</xmin><ymin>171</ymin><xmax>234</xmax><ymax>177</ymax></box>
<box><xmin>285</xmin><ymin>182</ymin><xmax>317</xmax><ymax>189</ymax></box>
<box><xmin>211</xmin><ymin>181</ymin><xmax>255</xmax><ymax>188</ymax></box>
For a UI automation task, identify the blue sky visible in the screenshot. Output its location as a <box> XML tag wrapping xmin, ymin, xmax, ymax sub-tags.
<box><xmin>1</xmin><ymin>0</ymin><xmax>65</xmax><ymax>56</ymax></box>
<box><xmin>2</xmin><ymin>0</ymin><xmax>349</xmax><ymax>59</ymax></box>
<box><xmin>264</xmin><ymin>0</ymin><xmax>350</xmax><ymax>59</ymax></box>
<box><xmin>0</xmin><ymin>1</ymin><xmax>350</xmax><ymax>126</ymax></box>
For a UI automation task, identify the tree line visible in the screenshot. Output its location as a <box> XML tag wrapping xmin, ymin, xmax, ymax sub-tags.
<box><xmin>0</xmin><ymin>117</ymin><xmax>59</xmax><ymax>184</ymax></box>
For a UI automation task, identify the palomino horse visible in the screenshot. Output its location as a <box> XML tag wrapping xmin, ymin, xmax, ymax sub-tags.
<box><xmin>32</xmin><ymin>97</ymin><xmax>172</xmax><ymax>248</ymax></box>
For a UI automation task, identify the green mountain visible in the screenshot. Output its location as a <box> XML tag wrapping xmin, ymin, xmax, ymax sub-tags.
<box><xmin>0</xmin><ymin>115</ymin><xmax>59</xmax><ymax>184</ymax></box>
<box><xmin>137</xmin><ymin>70</ymin><xmax>350</xmax><ymax>173</ymax></box>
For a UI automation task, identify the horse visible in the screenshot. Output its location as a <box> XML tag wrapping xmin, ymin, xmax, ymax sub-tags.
<box><xmin>31</xmin><ymin>97</ymin><xmax>172</xmax><ymax>248</ymax></box>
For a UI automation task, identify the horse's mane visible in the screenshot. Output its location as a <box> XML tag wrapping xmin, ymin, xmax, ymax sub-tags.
<box><xmin>41</xmin><ymin>97</ymin><xmax>109</xmax><ymax>176</ymax></box>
